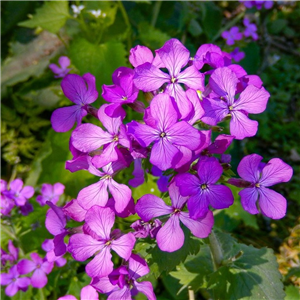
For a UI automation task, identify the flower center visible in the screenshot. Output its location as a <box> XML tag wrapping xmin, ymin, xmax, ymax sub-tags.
<box><xmin>122</xmin><ymin>96</ymin><xmax>128</xmax><ymax>101</ymax></box>
<box><xmin>101</xmin><ymin>175</ymin><xmax>112</xmax><ymax>180</ymax></box>
<box><xmin>201</xmin><ymin>184</ymin><xmax>208</xmax><ymax>190</ymax></box>
<box><xmin>171</xmin><ymin>77</ymin><xmax>177</xmax><ymax>83</ymax></box>
<box><xmin>197</xmin><ymin>90</ymin><xmax>203</xmax><ymax>100</ymax></box>
<box><xmin>228</xmin><ymin>105</ymin><xmax>233</xmax><ymax>111</ymax></box>
<box><xmin>255</xmin><ymin>183</ymin><xmax>260</xmax><ymax>188</ymax></box>
<box><xmin>112</xmin><ymin>135</ymin><xmax>119</xmax><ymax>142</ymax></box>
<box><xmin>160</xmin><ymin>132</ymin><xmax>166</xmax><ymax>138</ymax></box>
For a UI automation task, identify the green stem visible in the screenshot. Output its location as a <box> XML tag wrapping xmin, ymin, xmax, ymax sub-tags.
<box><xmin>151</xmin><ymin>1</ymin><xmax>162</xmax><ymax>28</ymax></box>
<box><xmin>208</xmin><ymin>230</ymin><xmax>223</xmax><ymax>271</ymax></box>
<box><xmin>56</xmin><ymin>32</ymin><xmax>69</xmax><ymax>50</ymax></box>
<box><xmin>118</xmin><ymin>1</ymin><xmax>132</xmax><ymax>50</ymax></box>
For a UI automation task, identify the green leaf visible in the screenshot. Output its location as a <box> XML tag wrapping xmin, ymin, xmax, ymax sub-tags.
<box><xmin>240</xmin><ymin>42</ymin><xmax>261</xmax><ymax>75</ymax></box>
<box><xmin>208</xmin><ymin>233</ymin><xmax>286</xmax><ymax>300</ymax></box>
<box><xmin>285</xmin><ymin>285</ymin><xmax>300</xmax><ymax>300</ymax></box>
<box><xmin>68</xmin><ymin>38</ymin><xmax>127</xmax><ymax>91</ymax></box>
<box><xmin>188</xmin><ymin>19</ymin><xmax>203</xmax><ymax>37</ymax></box>
<box><xmin>132</xmin><ymin>174</ymin><xmax>161</xmax><ymax>200</ymax></box>
<box><xmin>138</xmin><ymin>22</ymin><xmax>171</xmax><ymax>50</ymax></box>
<box><xmin>18</xmin><ymin>1</ymin><xmax>70</xmax><ymax>34</ymax></box>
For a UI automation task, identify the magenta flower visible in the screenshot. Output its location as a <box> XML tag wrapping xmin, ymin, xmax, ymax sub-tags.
<box><xmin>128</xmin><ymin>93</ymin><xmax>203</xmax><ymax>171</ymax></box>
<box><xmin>36</xmin><ymin>182</ymin><xmax>65</xmax><ymax>206</ymax></box>
<box><xmin>1</xmin><ymin>180</ymin><xmax>15</xmax><ymax>215</ymax></box>
<box><xmin>49</xmin><ymin>56</ymin><xmax>71</xmax><ymax>78</ymax></box>
<box><xmin>92</xmin><ymin>254</ymin><xmax>156</xmax><ymax>300</ymax></box>
<box><xmin>130</xmin><ymin>219</ymin><xmax>162</xmax><ymax>239</ymax></box>
<box><xmin>1</xmin><ymin>240</ymin><xmax>19</xmax><ymax>266</ymax></box>
<box><xmin>42</xmin><ymin>239</ymin><xmax>67</xmax><ymax>267</ymax></box>
<box><xmin>71</xmin><ymin>104</ymin><xmax>130</xmax><ymax>169</ymax></box>
<box><xmin>221</xmin><ymin>26</ymin><xmax>243</xmax><ymax>46</ymax></box>
<box><xmin>129</xmin><ymin>45</ymin><xmax>163</xmax><ymax>68</ymax></box>
<box><xmin>3</xmin><ymin>179</ymin><xmax>34</xmax><ymax>207</ymax></box>
<box><xmin>133</xmin><ymin>38</ymin><xmax>204</xmax><ymax>118</ymax></box>
<box><xmin>58</xmin><ymin>285</ymin><xmax>99</xmax><ymax>300</ymax></box>
<box><xmin>228</xmin><ymin>154</ymin><xmax>293</xmax><ymax>219</ymax></box>
<box><xmin>51</xmin><ymin>73</ymin><xmax>98</xmax><ymax>132</ymax></box>
<box><xmin>77</xmin><ymin>154</ymin><xmax>132</xmax><ymax>213</ymax></box>
<box><xmin>63</xmin><ymin>199</ymin><xmax>87</xmax><ymax>222</ymax></box>
<box><xmin>0</xmin><ymin>265</ymin><xmax>31</xmax><ymax>297</ymax></box>
<box><xmin>243</xmin><ymin>18</ymin><xmax>258</xmax><ymax>40</ymax></box>
<box><xmin>201</xmin><ymin>66</ymin><xmax>270</xmax><ymax>139</ymax></box>
<box><xmin>18</xmin><ymin>253</ymin><xmax>54</xmax><ymax>288</ymax></box>
<box><xmin>230</xmin><ymin>47</ymin><xmax>245</xmax><ymax>62</ymax></box>
<box><xmin>136</xmin><ymin>182</ymin><xmax>214</xmax><ymax>252</ymax></box>
<box><xmin>176</xmin><ymin>156</ymin><xmax>234</xmax><ymax>219</ymax></box>
<box><xmin>243</xmin><ymin>1</ymin><xmax>273</xmax><ymax>10</ymax></box>
<box><xmin>68</xmin><ymin>206</ymin><xmax>135</xmax><ymax>278</ymax></box>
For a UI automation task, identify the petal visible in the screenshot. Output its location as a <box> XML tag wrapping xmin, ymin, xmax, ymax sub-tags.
<box><xmin>127</xmin><ymin>121</ymin><xmax>158</xmax><ymax>148</ymax></box>
<box><xmin>150</xmin><ymin>93</ymin><xmax>178</xmax><ymax>131</ymax></box>
<box><xmin>133</xmin><ymin>62</ymin><xmax>169</xmax><ymax>91</ymax></box>
<box><xmin>206</xmin><ymin>185</ymin><xmax>234</xmax><ymax>209</ymax></box>
<box><xmin>9</xmin><ymin>179</ymin><xmax>23</xmax><ymax>193</ymax></box>
<box><xmin>128</xmin><ymin>254</ymin><xmax>150</xmax><ymax>279</ymax></box>
<box><xmin>63</xmin><ymin>199</ymin><xmax>87</xmax><ymax>222</ymax></box>
<box><xmin>167</xmin><ymin>121</ymin><xmax>202</xmax><ymax>150</ymax></box>
<box><xmin>135</xmin><ymin>281</ymin><xmax>156</xmax><ymax>300</ymax></box>
<box><xmin>72</xmin><ymin>124</ymin><xmax>112</xmax><ymax>153</ymax></box>
<box><xmin>91</xmin><ymin>277</ymin><xmax>116</xmax><ymax>294</ymax></box>
<box><xmin>128</xmin><ymin>158</ymin><xmax>145</xmax><ymax>188</ymax></box>
<box><xmin>260</xmin><ymin>158</ymin><xmax>293</xmax><ymax>187</ymax></box>
<box><xmin>197</xmin><ymin>156</ymin><xmax>223</xmax><ymax>184</ymax></box>
<box><xmin>85</xmin><ymin>206</ymin><xmax>115</xmax><ymax>240</ymax></box>
<box><xmin>234</xmin><ymin>85</ymin><xmax>270</xmax><ymax>114</ymax></box>
<box><xmin>230</xmin><ymin>111</ymin><xmax>258</xmax><ymax>140</ymax></box>
<box><xmin>258</xmin><ymin>187</ymin><xmax>287</xmax><ymax>219</ymax></box>
<box><xmin>180</xmin><ymin>210</ymin><xmax>214</xmax><ymax>238</ymax></box>
<box><xmin>129</xmin><ymin>45</ymin><xmax>154</xmax><ymax>67</ymax></box>
<box><xmin>237</xmin><ymin>153</ymin><xmax>263</xmax><ymax>183</ymax></box>
<box><xmin>58</xmin><ymin>56</ymin><xmax>70</xmax><ymax>69</ymax></box>
<box><xmin>31</xmin><ymin>269</ymin><xmax>48</xmax><ymax>288</ymax></box>
<box><xmin>156</xmin><ymin>39</ymin><xmax>190</xmax><ymax>76</ymax></box>
<box><xmin>86</xmin><ymin>247</ymin><xmax>113</xmax><ymax>278</ymax></box>
<box><xmin>136</xmin><ymin>194</ymin><xmax>172</xmax><ymax>221</ymax></box>
<box><xmin>175</xmin><ymin>173</ymin><xmax>200</xmax><ymax>197</ymax></box>
<box><xmin>17</xmin><ymin>259</ymin><xmax>36</xmax><ymax>274</ymax></box>
<box><xmin>16</xmin><ymin>277</ymin><xmax>31</xmax><ymax>289</ymax></box>
<box><xmin>98</xmin><ymin>105</ymin><xmax>123</xmax><ymax>135</ymax></box>
<box><xmin>209</xmin><ymin>67</ymin><xmax>238</xmax><ymax>104</ymax></box>
<box><xmin>77</xmin><ymin>180</ymin><xmax>109</xmax><ymax>210</ymax></box>
<box><xmin>156</xmin><ymin>216</ymin><xmax>184</xmax><ymax>252</ymax></box>
<box><xmin>201</xmin><ymin>98</ymin><xmax>229</xmax><ymax>126</ymax></box>
<box><xmin>53</xmin><ymin>233</ymin><xmax>67</xmax><ymax>256</ymax></box>
<box><xmin>102</xmin><ymin>84</ymin><xmax>126</xmax><ymax>103</ymax></box>
<box><xmin>53</xmin><ymin>183</ymin><xmax>65</xmax><ymax>196</ymax></box>
<box><xmin>20</xmin><ymin>186</ymin><xmax>34</xmax><ymax>199</ymax></box>
<box><xmin>80</xmin><ymin>285</ymin><xmax>99</xmax><ymax>300</ymax></box>
<box><xmin>187</xmin><ymin>191</ymin><xmax>210</xmax><ymax>219</ymax></box>
<box><xmin>207</xmin><ymin>134</ymin><xmax>234</xmax><ymax>154</ymax></box>
<box><xmin>57</xmin><ymin>296</ymin><xmax>77</xmax><ymax>300</ymax></box>
<box><xmin>177</xmin><ymin>65</ymin><xmax>205</xmax><ymax>90</ymax></box>
<box><xmin>111</xmin><ymin>233</ymin><xmax>136</xmax><ymax>260</ymax></box>
<box><xmin>168</xmin><ymin>182</ymin><xmax>188</xmax><ymax>209</ymax></box>
<box><xmin>239</xmin><ymin>188</ymin><xmax>260</xmax><ymax>215</ymax></box>
<box><xmin>45</xmin><ymin>205</ymin><xmax>66</xmax><ymax>236</ymax></box>
<box><xmin>0</xmin><ymin>273</ymin><xmax>13</xmax><ymax>285</ymax></box>
<box><xmin>68</xmin><ymin>233</ymin><xmax>105</xmax><ymax>261</ymax></box>
<box><xmin>107</xmin><ymin>287</ymin><xmax>131</xmax><ymax>300</ymax></box>
<box><xmin>5</xmin><ymin>282</ymin><xmax>18</xmax><ymax>297</ymax></box>
<box><xmin>51</xmin><ymin>105</ymin><xmax>81</xmax><ymax>132</ymax></box>
<box><xmin>108</xmin><ymin>180</ymin><xmax>132</xmax><ymax>214</ymax></box>
<box><xmin>92</xmin><ymin>142</ymin><xmax>119</xmax><ymax>169</ymax></box>
<box><xmin>150</xmin><ymin>139</ymin><xmax>180</xmax><ymax>171</ymax></box>
<box><xmin>41</xmin><ymin>261</ymin><xmax>54</xmax><ymax>274</ymax></box>
<box><xmin>184</xmin><ymin>89</ymin><xmax>205</xmax><ymax>125</ymax></box>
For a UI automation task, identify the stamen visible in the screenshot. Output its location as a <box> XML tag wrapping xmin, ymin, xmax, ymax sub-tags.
<box><xmin>201</xmin><ymin>184</ymin><xmax>208</xmax><ymax>190</ymax></box>
<box><xmin>160</xmin><ymin>132</ymin><xmax>166</xmax><ymax>138</ymax></box>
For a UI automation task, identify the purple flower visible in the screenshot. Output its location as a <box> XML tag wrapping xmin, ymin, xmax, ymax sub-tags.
<box><xmin>68</xmin><ymin>206</ymin><xmax>135</xmax><ymax>278</ymax></box>
<box><xmin>102</xmin><ymin>67</ymin><xmax>140</xmax><ymax>117</ymax></box>
<box><xmin>18</xmin><ymin>253</ymin><xmax>54</xmax><ymax>288</ymax></box>
<box><xmin>36</xmin><ymin>183</ymin><xmax>65</xmax><ymax>206</ymax></box>
<box><xmin>71</xmin><ymin>104</ymin><xmax>130</xmax><ymax>169</ymax></box>
<box><xmin>151</xmin><ymin>165</ymin><xmax>170</xmax><ymax>193</ymax></box>
<box><xmin>221</xmin><ymin>26</ymin><xmax>243</xmax><ymax>46</ymax></box>
<box><xmin>0</xmin><ymin>265</ymin><xmax>31</xmax><ymax>296</ymax></box>
<box><xmin>45</xmin><ymin>202</ymin><xmax>68</xmax><ymax>256</ymax></box>
<box><xmin>136</xmin><ymin>182</ymin><xmax>214</xmax><ymax>252</ymax></box>
<box><xmin>58</xmin><ymin>285</ymin><xmax>99</xmax><ymax>300</ymax></box>
<box><xmin>49</xmin><ymin>56</ymin><xmax>71</xmax><ymax>78</ymax></box>
<box><xmin>128</xmin><ymin>93</ymin><xmax>203</xmax><ymax>171</ymax></box>
<box><xmin>3</xmin><ymin>179</ymin><xmax>34</xmax><ymax>207</ymax></box>
<box><xmin>133</xmin><ymin>38</ymin><xmax>204</xmax><ymax>118</ymax></box>
<box><xmin>1</xmin><ymin>180</ymin><xmax>15</xmax><ymax>215</ymax></box>
<box><xmin>42</xmin><ymin>239</ymin><xmax>67</xmax><ymax>267</ymax></box>
<box><xmin>77</xmin><ymin>154</ymin><xmax>132</xmax><ymax>213</ymax></box>
<box><xmin>129</xmin><ymin>45</ymin><xmax>163</xmax><ymax>68</ymax></box>
<box><xmin>228</xmin><ymin>154</ymin><xmax>293</xmax><ymax>219</ymax></box>
<box><xmin>63</xmin><ymin>199</ymin><xmax>87</xmax><ymax>222</ymax></box>
<box><xmin>201</xmin><ymin>66</ymin><xmax>270</xmax><ymax>139</ymax></box>
<box><xmin>128</xmin><ymin>158</ymin><xmax>145</xmax><ymax>188</ymax></box>
<box><xmin>92</xmin><ymin>254</ymin><xmax>156</xmax><ymax>300</ymax></box>
<box><xmin>230</xmin><ymin>47</ymin><xmax>245</xmax><ymax>62</ymax></box>
<box><xmin>1</xmin><ymin>240</ymin><xmax>19</xmax><ymax>266</ymax></box>
<box><xmin>176</xmin><ymin>156</ymin><xmax>234</xmax><ymax>219</ymax></box>
<box><xmin>51</xmin><ymin>73</ymin><xmax>98</xmax><ymax>132</ymax></box>
<box><xmin>243</xmin><ymin>1</ymin><xmax>273</xmax><ymax>10</ymax></box>
<box><xmin>130</xmin><ymin>219</ymin><xmax>162</xmax><ymax>239</ymax></box>
<box><xmin>243</xmin><ymin>18</ymin><xmax>258</xmax><ymax>40</ymax></box>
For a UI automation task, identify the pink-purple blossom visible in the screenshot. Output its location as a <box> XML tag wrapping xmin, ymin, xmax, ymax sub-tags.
<box><xmin>221</xmin><ymin>26</ymin><xmax>243</xmax><ymax>46</ymax></box>
<box><xmin>228</xmin><ymin>154</ymin><xmax>293</xmax><ymax>219</ymax></box>
<box><xmin>49</xmin><ymin>56</ymin><xmax>71</xmax><ymax>78</ymax></box>
<box><xmin>36</xmin><ymin>182</ymin><xmax>65</xmax><ymax>206</ymax></box>
<box><xmin>243</xmin><ymin>18</ymin><xmax>258</xmax><ymax>40</ymax></box>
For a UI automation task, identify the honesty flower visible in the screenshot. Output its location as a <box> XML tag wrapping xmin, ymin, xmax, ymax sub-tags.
<box><xmin>230</xmin><ymin>47</ymin><xmax>245</xmax><ymax>62</ymax></box>
<box><xmin>36</xmin><ymin>182</ymin><xmax>65</xmax><ymax>206</ymax></box>
<box><xmin>49</xmin><ymin>56</ymin><xmax>71</xmax><ymax>78</ymax></box>
<box><xmin>68</xmin><ymin>206</ymin><xmax>135</xmax><ymax>278</ymax></box>
<box><xmin>136</xmin><ymin>182</ymin><xmax>214</xmax><ymax>252</ymax></box>
<box><xmin>1</xmin><ymin>240</ymin><xmax>19</xmax><ymax>266</ymax></box>
<box><xmin>243</xmin><ymin>18</ymin><xmax>258</xmax><ymax>40</ymax></box>
<box><xmin>221</xmin><ymin>26</ymin><xmax>243</xmax><ymax>46</ymax></box>
<box><xmin>58</xmin><ymin>285</ymin><xmax>99</xmax><ymax>300</ymax></box>
<box><xmin>176</xmin><ymin>156</ymin><xmax>234</xmax><ymax>219</ymax></box>
<box><xmin>128</xmin><ymin>93</ymin><xmax>203</xmax><ymax>170</ymax></box>
<box><xmin>228</xmin><ymin>154</ymin><xmax>293</xmax><ymax>219</ymax></box>
<box><xmin>51</xmin><ymin>73</ymin><xmax>98</xmax><ymax>132</ymax></box>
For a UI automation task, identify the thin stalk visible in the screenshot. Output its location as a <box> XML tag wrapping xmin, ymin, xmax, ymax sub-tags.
<box><xmin>118</xmin><ymin>1</ymin><xmax>132</xmax><ymax>50</ymax></box>
<box><xmin>188</xmin><ymin>287</ymin><xmax>195</xmax><ymax>300</ymax></box>
<box><xmin>208</xmin><ymin>230</ymin><xmax>223</xmax><ymax>271</ymax></box>
<box><xmin>151</xmin><ymin>1</ymin><xmax>162</xmax><ymax>28</ymax></box>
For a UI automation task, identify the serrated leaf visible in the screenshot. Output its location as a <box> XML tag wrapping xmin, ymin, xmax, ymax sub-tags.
<box><xmin>208</xmin><ymin>243</ymin><xmax>286</xmax><ymax>300</ymax></box>
<box><xmin>18</xmin><ymin>1</ymin><xmax>70</xmax><ymax>34</ymax></box>
<box><xmin>68</xmin><ymin>38</ymin><xmax>127</xmax><ymax>91</ymax></box>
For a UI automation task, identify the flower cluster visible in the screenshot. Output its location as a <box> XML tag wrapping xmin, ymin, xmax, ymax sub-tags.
<box><xmin>45</xmin><ymin>38</ymin><xmax>293</xmax><ymax>299</ymax></box>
